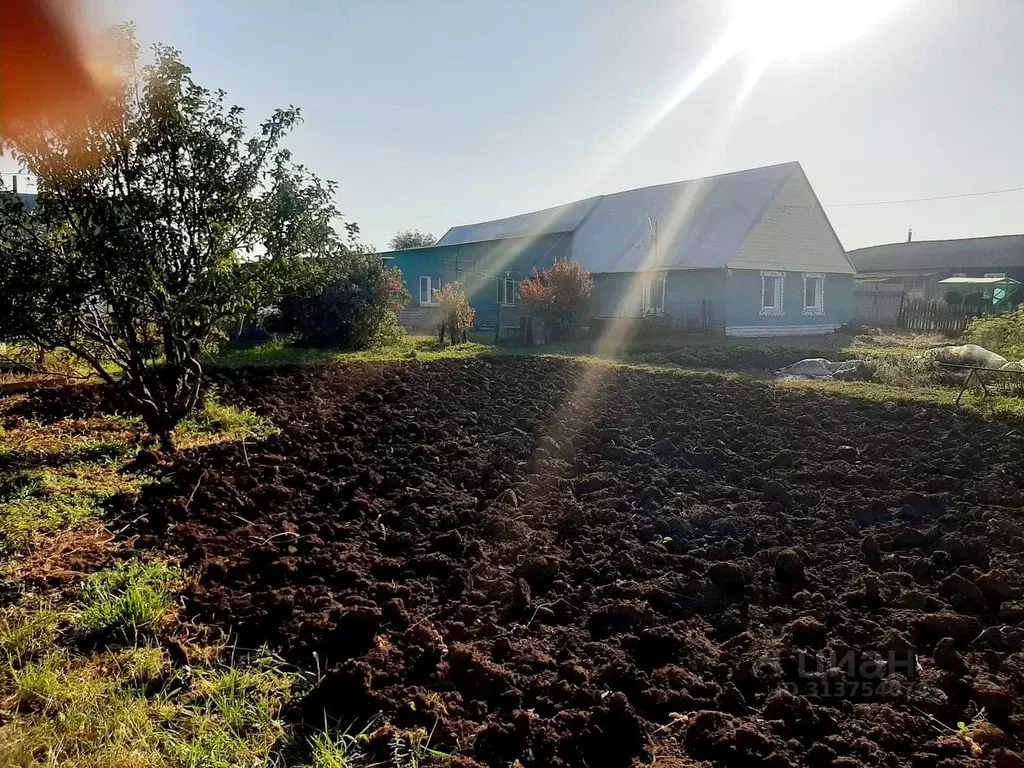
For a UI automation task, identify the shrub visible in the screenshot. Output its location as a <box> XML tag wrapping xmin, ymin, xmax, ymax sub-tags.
<box><xmin>520</xmin><ymin>261</ymin><xmax>593</xmax><ymax>342</ymax></box>
<box><xmin>270</xmin><ymin>251</ymin><xmax>410</xmax><ymax>349</ymax></box>
<box><xmin>964</xmin><ymin>306</ymin><xmax>1024</xmax><ymax>360</ymax></box>
<box><xmin>435</xmin><ymin>282</ymin><xmax>475</xmax><ymax>344</ymax></box>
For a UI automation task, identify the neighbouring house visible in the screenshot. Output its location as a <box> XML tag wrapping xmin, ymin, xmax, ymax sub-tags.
<box><xmin>848</xmin><ymin>234</ymin><xmax>1024</xmax><ymax>302</ymax></box>
<box><xmin>1</xmin><ymin>173</ymin><xmax>38</xmax><ymax>210</ymax></box>
<box><xmin>383</xmin><ymin>161</ymin><xmax>856</xmax><ymax>337</ymax></box>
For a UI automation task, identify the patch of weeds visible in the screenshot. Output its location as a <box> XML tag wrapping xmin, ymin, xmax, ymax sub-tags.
<box><xmin>110</xmin><ymin>645</ymin><xmax>168</xmax><ymax>687</ymax></box>
<box><xmin>869</xmin><ymin>353</ymin><xmax>935</xmax><ymax>388</ymax></box>
<box><xmin>0</xmin><ymin>494</ymin><xmax>100</xmax><ymax>556</ymax></box>
<box><xmin>776</xmin><ymin>377</ymin><xmax>1024</xmax><ymax>418</ymax></box>
<box><xmin>211</xmin><ymin>335</ymin><xmax>492</xmax><ymax>368</ymax></box>
<box><xmin>0</xmin><ymin>606</ymin><xmax>61</xmax><ymax>665</ymax></box>
<box><xmin>168</xmin><ymin>650</ymin><xmax>297</xmax><ymax>766</ymax></box>
<box><xmin>11</xmin><ymin>651</ymin><xmax>67</xmax><ymax>710</ymax></box>
<box><xmin>308</xmin><ymin>721</ymin><xmax>372</xmax><ymax>768</ymax></box>
<box><xmin>0</xmin><ymin>641</ymin><xmax>301</xmax><ymax>767</ymax></box>
<box><xmin>76</xmin><ymin>560</ymin><xmax>184</xmax><ymax>635</ymax></box>
<box><xmin>66</xmin><ymin>439</ymin><xmax>135</xmax><ymax>464</ymax></box>
<box><xmin>0</xmin><ymin>414</ymin><xmax>140</xmax><ymax>467</ymax></box>
<box><xmin>27</xmin><ymin>463</ymin><xmax>143</xmax><ymax>499</ymax></box>
<box><xmin>177</xmin><ymin>389</ymin><xmax>276</xmax><ymax>443</ymax></box>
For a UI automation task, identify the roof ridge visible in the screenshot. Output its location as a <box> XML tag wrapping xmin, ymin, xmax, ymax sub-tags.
<box><xmin>589</xmin><ymin>160</ymin><xmax>801</xmax><ymax>202</ymax></box>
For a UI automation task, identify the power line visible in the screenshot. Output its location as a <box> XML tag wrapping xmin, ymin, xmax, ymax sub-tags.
<box><xmin>823</xmin><ymin>185</ymin><xmax>1024</xmax><ymax>208</ymax></box>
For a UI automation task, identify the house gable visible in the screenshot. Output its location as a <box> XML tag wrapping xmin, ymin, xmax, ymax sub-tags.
<box><xmin>727</xmin><ymin>167</ymin><xmax>855</xmax><ymax>275</ymax></box>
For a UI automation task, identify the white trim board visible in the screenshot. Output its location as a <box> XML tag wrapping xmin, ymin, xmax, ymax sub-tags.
<box><xmin>725</xmin><ymin>324</ymin><xmax>840</xmax><ymax>338</ymax></box>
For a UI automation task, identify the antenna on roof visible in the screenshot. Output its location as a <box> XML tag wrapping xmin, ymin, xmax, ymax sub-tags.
<box><xmin>907</xmin><ymin>228</ymin><xmax>913</xmax><ymax>243</ymax></box>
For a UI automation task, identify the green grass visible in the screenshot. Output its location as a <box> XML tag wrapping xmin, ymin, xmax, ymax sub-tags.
<box><xmin>0</xmin><ymin>390</ymin><xmax>332</xmax><ymax>768</ymax></box>
<box><xmin>308</xmin><ymin>726</ymin><xmax>370</xmax><ymax>768</ymax></box>
<box><xmin>0</xmin><ymin>607</ymin><xmax>61</xmax><ymax>665</ymax></box>
<box><xmin>177</xmin><ymin>390</ymin><xmax>277</xmax><ymax>442</ymax></box>
<box><xmin>211</xmin><ymin>336</ymin><xmax>491</xmax><ymax>367</ymax></box>
<box><xmin>77</xmin><ymin>560</ymin><xmax>184</xmax><ymax>635</ymax></box>
<box><xmin>0</xmin><ymin>637</ymin><xmax>301</xmax><ymax>768</ymax></box>
<box><xmin>0</xmin><ymin>493</ymin><xmax>101</xmax><ymax>556</ymax></box>
<box><xmin>777</xmin><ymin>377</ymin><xmax>1024</xmax><ymax>417</ymax></box>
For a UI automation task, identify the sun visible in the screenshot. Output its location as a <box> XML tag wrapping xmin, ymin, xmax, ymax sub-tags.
<box><xmin>729</xmin><ymin>0</ymin><xmax>907</xmax><ymax>62</ymax></box>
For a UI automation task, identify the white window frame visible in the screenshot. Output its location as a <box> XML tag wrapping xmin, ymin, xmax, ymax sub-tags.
<box><xmin>985</xmin><ymin>272</ymin><xmax>1007</xmax><ymax>278</ymax></box>
<box><xmin>497</xmin><ymin>276</ymin><xmax>519</xmax><ymax>306</ymax></box>
<box><xmin>419</xmin><ymin>275</ymin><xmax>441</xmax><ymax>306</ymax></box>
<box><xmin>759</xmin><ymin>271</ymin><xmax>785</xmax><ymax>316</ymax></box>
<box><xmin>802</xmin><ymin>273</ymin><xmax>825</xmax><ymax>316</ymax></box>
<box><xmin>641</xmin><ymin>272</ymin><xmax>666</xmax><ymax>315</ymax></box>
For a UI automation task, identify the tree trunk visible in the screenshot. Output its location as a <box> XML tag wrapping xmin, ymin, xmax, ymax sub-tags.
<box><xmin>157</xmin><ymin>429</ymin><xmax>176</xmax><ymax>452</ymax></box>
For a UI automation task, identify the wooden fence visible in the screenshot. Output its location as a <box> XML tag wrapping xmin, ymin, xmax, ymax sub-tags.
<box><xmin>897</xmin><ymin>298</ymin><xmax>978</xmax><ymax>334</ymax></box>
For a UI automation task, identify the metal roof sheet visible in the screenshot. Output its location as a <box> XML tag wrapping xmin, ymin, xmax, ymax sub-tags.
<box><xmin>937</xmin><ymin>276</ymin><xmax>1021</xmax><ymax>285</ymax></box>
<box><xmin>570</xmin><ymin>164</ymin><xmax>794</xmax><ymax>272</ymax></box>
<box><xmin>848</xmin><ymin>234</ymin><xmax>1024</xmax><ymax>272</ymax></box>
<box><xmin>436</xmin><ymin>198</ymin><xmax>600</xmax><ymax>246</ymax></box>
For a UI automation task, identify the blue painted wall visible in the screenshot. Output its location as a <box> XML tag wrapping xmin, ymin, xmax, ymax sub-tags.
<box><xmin>384</xmin><ymin>233</ymin><xmax>569</xmax><ymax>314</ymax></box>
<box><xmin>724</xmin><ymin>269</ymin><xmax>853</xmax><ymax>331</ymax></box>
<box><xmin>592</xmin><ymin>269</ymin><xmax>724</xmax><ymax>324</ymax></box>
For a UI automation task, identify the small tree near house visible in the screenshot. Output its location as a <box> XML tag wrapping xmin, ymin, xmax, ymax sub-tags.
<box><xmin>519</xmin><ymin>261</ymin><xmax>593</xmax><ymax>342</ymax></box>
<box><xmin>435</xmin><ymin>282</ymin><xmax>474</xmax><ymax>344</ymax></box>
<box><xmin>0</xmin><ymin>27</ymin><xmax>345</xmax><ymax>450</ymax></box>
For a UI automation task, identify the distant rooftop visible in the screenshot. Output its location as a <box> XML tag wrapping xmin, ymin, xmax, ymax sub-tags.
<box><xmin>849</xmin><ymin>234</ymin><xmax>1024</xmax><ymax>272</ymax></box>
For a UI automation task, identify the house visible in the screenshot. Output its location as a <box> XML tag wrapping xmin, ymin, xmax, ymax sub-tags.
<box><xmin>848</xmin><ymin>234</ymin><xmax>1024</xmax><ymax>302</ymax></box>
<box><xmin>384</xmin><ymin>161</ymin><xmax>856</xmax><ymax>337</ymax></box>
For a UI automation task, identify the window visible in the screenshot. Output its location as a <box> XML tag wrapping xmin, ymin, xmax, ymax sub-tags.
<box><xmin>418</xmin><ymin>275</ymin><xmax>441</xmax><ymax>305</ymax></box>
<box><xmin>642</xmin><ymin>273</ymin><xmax>664</xmax><ymax>314</ymax></box>
<box><xmin>802</xmin><ymin>273</ymin><xmax>825</xmax><ymax>315</ymax></box>
<box><xmin>760</xmin><ymin>271</ymin><xmax>784</xmax><ymax>316</ymax></box>
<box><xmin>497</xmin><ymin>276</ymin><xmax>519</xmax><ymax>305</ymax></box>
<box><xmin>985</xmin><ymin>272</ymin><xmax>1007</xmax><ymax>278</ymax></box>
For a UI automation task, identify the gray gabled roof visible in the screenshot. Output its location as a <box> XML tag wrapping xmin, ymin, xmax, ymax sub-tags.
<box><xmin>848</xmin><ymin>234</ymin><xmax>1024</xmax><ymax>272</ymax></box>
<box><xmin>570</xmin><ymin>163</ymin><xmax>795</xmax><ymax>272</ymax></box>
<box><xmin>435</xmin><ymin>162</ymin><xmax>850</xmax><ymax>274</ymax></box>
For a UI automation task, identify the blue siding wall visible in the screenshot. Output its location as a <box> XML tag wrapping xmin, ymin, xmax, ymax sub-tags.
<box><xmin>724</xmin><ymin>269</ymin><xmax>853</xmax><ymax>336</ymax></box>
<box><xmin>385</xmin><ymin>233</ymin><xmax>569</xmax><ymax>314</ymax></box>
<box><xmin>592</xmin><ymin>269</ymin><xmax>724</xmax><ymax>323</ymax></box>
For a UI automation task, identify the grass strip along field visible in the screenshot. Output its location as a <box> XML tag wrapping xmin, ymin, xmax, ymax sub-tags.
<box><xmin>0</xmin><ymin>387</ymin><xmax>338</xmax><ymax>767</ymax></box>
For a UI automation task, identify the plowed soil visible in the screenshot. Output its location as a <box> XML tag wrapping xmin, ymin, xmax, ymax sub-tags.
<box><xmin>129</xmin><ymin>357</ymin><xmax>1024</xmax><ymax>767</ymax></box>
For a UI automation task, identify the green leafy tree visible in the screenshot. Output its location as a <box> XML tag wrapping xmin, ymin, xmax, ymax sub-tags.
<box><xmin>388</xmin><ymin>229</ymin><xmax>436</xmax><ymax>250</ymax></box>
<box><xmin>269</xmin><ymin>251</ymin><xmax>409</xmax><ymax>348</ymax></box>
<box><xmin>0</xmin><ymin>27</ymin><xmax>347</xmax><ymax>449</ymax></box>
<box><xmin>435</xmin><ymin>282</ymin><xmax>475</xmax><ymax>344</ymax></box>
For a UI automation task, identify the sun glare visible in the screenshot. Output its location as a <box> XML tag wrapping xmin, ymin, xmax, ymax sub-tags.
<box><xmin>730</xmin><ymin>0</ymin><xmax>906</xmax><ymax>62</ymax></box>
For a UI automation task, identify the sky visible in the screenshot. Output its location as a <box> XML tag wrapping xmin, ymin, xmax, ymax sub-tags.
<box><xmin>9</xmin><ymin>0</ymin><xmax>1024</xmax><ymax>251</ymax></box>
